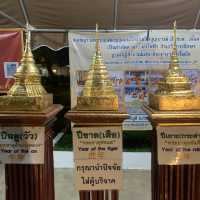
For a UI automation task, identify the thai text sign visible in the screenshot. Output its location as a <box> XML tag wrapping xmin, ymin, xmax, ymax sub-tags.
<box><xmin>0</xmin><ymin>126</ymin><xmax>44</xmax><ymax>164</ymax></box>
<box><xmin>75</xmin><ymin>160</ymin><xmax>122</xmax><ymax>190</ymax></box>
<box><xmin>73</xmin><ymin>126</ymin><xmax>122</xmax><ymax>190</ymax></box>
<box><xmin>73</xmin><ymin>126</ymin><xmax>122</xmax><ymax>160</ymax></box>
<box><xmin>157</xmin><ymin>126</ymin><xmax>200</xmax><ymax>165</ymax></box>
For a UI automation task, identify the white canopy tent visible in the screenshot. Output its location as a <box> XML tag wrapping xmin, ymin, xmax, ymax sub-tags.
<box><xmin>0</xmin><ymin>0</ymin><xmax>200</xmax><ymax>49</ymax></box>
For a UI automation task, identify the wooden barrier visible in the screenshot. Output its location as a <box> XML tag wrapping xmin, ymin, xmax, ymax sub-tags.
<box><xmin>143</xmin><ymin>105</ymin><xmax>200</xmax><ymax>200</ymax></box>
<box><xmin>0</xmin><ymin>105</ymin><xmax>63</xmax><ymax>200</ymax></box>
<box><xmin>151</xmin><ymin>128</ymin><xmax>200</xmax><ymax>200</ymax></box>
<box><xmin>66</xmin><ymin>110</ymin><xmax>127</xmax><ymax>200</ymax></box>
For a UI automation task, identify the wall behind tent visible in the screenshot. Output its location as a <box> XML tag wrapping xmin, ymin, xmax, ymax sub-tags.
<box><xmin>69</xmin><ymin>30</ymin><xmax>200</xmax><ymax>130</ymax></box>
<box><xmin>0</xmin><ymin>29</ymin><xmax>23</xmax><ymax>92</ymax></box>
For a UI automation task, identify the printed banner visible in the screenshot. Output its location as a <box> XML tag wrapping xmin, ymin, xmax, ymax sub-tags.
<box><xmin>157</xmin><ymin>126</ymin><xmax>200</xmax><ymax>165</ymax></box>
<box><xmin>69</xmin><ymin>30</ymin><xmax>200</xmax><ymax>71</ymax></box>
<box><xmin>0</xmin><ymin>29</ymin><xmax>23</xmax><ymax>92</ymax></box>
<box><xmin>0</xmin><ymin>126</ymin><xmax>45</xmax><ymax>164</ymax></box>
<box><xmin>75</xmin><ymin>160</ymin><xmax>122</xmax><ymax>190</ymax></box>
<box><xmin>73</xmin><ymin>126</ymin><xmax>122</xmax><ymax>160</ymax></box>
<box><xmin>69</xmin><ymin>30</ymin><xmax>200</xmax><ymax>130</ymax></box>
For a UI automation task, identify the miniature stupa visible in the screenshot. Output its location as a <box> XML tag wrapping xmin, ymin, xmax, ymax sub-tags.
<box><xmin>0</xmin><ymin>26</ymin><xmax>52</xmax><ymax>111</ymax></box>
<box><xmin>149</xmin><ymin>21</ymin><xmax>200</xmax><ymax>110</ymax></box>
<box><xmin>76</xmin><ymin>24</ymin><xmax>118</xmax><ymax>111</ymax></box>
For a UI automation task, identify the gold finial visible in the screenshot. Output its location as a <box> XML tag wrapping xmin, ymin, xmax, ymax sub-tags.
<box><xmin>173</xmin><ymin>20</ymin><xmax>177</xmax><ymax>48</ymax></box>
<box><xmin>169</xmin><ymin>20</ymin><xmax>180</xmax><ymax>73</ymax></box>
<box><xmin>8</xmin><ymin>24</ymin><xmax>47</xmax><ymax>97</ymax></box>
<box><xmin>95</xmin><ymin>23</ymin><xmax>100</xmax><ymax>55</ymax></box>
<box><xmin>24</xmin><ymin>23</ymin><xmax>32</xmax><ymax>54</ymax></box>
<box><xmin>76</xmin><ymin>24</ymin><xmax>119</xmax><ymax>110</ymax></box>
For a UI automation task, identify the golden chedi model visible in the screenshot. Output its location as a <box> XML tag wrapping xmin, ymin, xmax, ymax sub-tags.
<box><xmin>149</xmin><ymin>21</ymin><xmax>200</xmax><ymax>110</ymax></box>
<box><xmin>76</xmin><ymin>24</ymin><xmax>118</xmax><ymax>111</ymax></box>
<box><xmin>0</xmin><ymin>28</ymin><xmax>53</xmax><ymax>111</ymax></box>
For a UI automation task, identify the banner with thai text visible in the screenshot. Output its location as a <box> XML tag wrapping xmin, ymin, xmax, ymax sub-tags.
<box><xmin>0</xmin><ymin>126</ymin><xmax>44</xmax><ymax>164</ymax></box>
<box><xmin>69</xmin><ymin>30</ymin><xmax>200</xmax><ymax>130</ymax></box>
<box><xmin>157</xmin><ymin>126</ymin><xmax>200</xmax><ymax>165</ymax></box>
<box><xmin>0</xmin><ymin>29</ymin><xmax>23</xmax><ymax>92</ymax></box>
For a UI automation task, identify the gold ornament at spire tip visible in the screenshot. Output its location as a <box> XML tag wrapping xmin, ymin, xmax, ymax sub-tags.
<box><xmin>76</xmin><ymin>24</ymin><xmax>119</xmax><ymax>111</ymax></box>
<box><xmin>148</xmin><ymin>21</ymin><xmax>200</xmax><ymax>111</ymax></box>
<box><xmin>0</xmin><ymin>25</ymin><xmax>53</xmax><ymax>111</ymax></box>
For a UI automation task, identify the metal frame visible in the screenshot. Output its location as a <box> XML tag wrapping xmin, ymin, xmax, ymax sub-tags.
<box><xmin>19</xmin><ymin>0</ymin><xmax>30</xmax><ymax>24</ymax></box>
<box><xmin>113</xmin><ymin>0</ymin><xmax>119</xmax><ymax>30</ymax></box>
<box><xmin>0</xmin><ymin>10</ymin><xmax>24</xmax><ymax>28</ymax></box>
<box><xmin>31</xmin><ymin>28</ymin><xmax>147</xmax><ymax>33</ymax></box>
<box><xmin>194</xmin><ymin>8</ymin><xmax>200</xmax><ymax>29</ymax></box>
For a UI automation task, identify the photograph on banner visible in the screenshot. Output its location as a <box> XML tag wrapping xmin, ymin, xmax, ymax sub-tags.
<box><xmin>0</xmin><ymin>126</ymin><xmax>45</xmax><ymax>164</ymax></box>
<box><xmin>124</xmin><ymin>70</ymin><xmax>148</xmax><ymax>108</ymax></box>
<box><xmin>148</xmin><ymin>70</ymin><xmax>164</xmax><ymax>93</ymax></box>
<box><xmin>110</xmin><ymin>71</ymin><xmax>125</xmax><ymax>104</ymax></box>
<box><xmin>183</xmin><ymin>69</ymin><xmax>200</xmax><ymax>95</ymax></box>
<box><xmin>4</xmin><ymin>62</ymin><xmax>18</xmax><ymax>78</ymax></box>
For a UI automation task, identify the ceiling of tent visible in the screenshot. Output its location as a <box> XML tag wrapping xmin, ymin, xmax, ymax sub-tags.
<box><xmin>0</xmin><ymin>0</ymin><xmax>200</xmax><ymax>49</ymax></box>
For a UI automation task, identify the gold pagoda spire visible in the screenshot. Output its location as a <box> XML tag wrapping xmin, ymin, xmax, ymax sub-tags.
<box><xmin>8</xmin><ymin>24</ymin><xmax>47</xmax><ymax>97</ymax></box>
<box><xmin>148</xmin><ymin>21</ymin><xmax>200</xmax><ymax>111</ymax></box>
<box><xmin>0</xmin><ymin>24</ymin><xmax>53</xmax><ymax>111</ymax></box>
<box><xmin>76</xmin><ymin>24</ymin><xmax>118</xmax><ymax>110</ymax></box>
<box><xmin>156</xmin><ymin>20</ymin><xmax>193</xmax><ymax>96</ymax></box>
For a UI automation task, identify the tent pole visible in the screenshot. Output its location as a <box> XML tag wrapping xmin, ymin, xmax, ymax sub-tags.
<box><xmin>19</xmin><ymin>0</ymin><xmax>30</xmax><ymax>24</ymax></box>
<box><xmin>31</xmin><ymin>28</ymin><xmax>67</xmax><ymax>33</ymax></box>
<box><xmin>194</xmin><ymin>9</ymin><xmax>200</xmax><ymax>29</ymax></box>
<box><xmin>0</xmin><ymin>10</ymin><xmax>24</xmax><ymax>28</ymax></box>
<box><xmin>113</xmin><ymin>0</ymin><xmax>119</xmax><ymax>30</ymax></box>
<box><xmin>31</xmin><ymin>28</ymin><xmax>146</xmax><ymax>33</ymax></box>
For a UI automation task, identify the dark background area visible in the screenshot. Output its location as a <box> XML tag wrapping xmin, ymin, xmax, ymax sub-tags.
<box><xmin>33</xmin><ymin>46</ymin><xmax>71</xmax><ymax>134</ymax></box>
